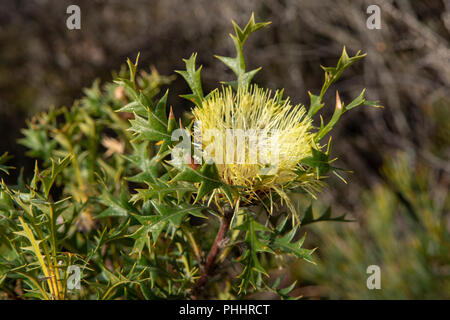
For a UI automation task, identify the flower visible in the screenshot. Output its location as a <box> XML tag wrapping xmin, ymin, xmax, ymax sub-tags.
<box><xmin>192</xmin><ymin>85</ymin><xmax>322</xmax><ymax>207</ymax></box>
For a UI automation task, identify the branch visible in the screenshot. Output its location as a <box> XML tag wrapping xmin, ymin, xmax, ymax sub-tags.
<box><xmin>191</xmin><ymin>209</ymin><xmax>233</xmax><ymax>299</ymax></box>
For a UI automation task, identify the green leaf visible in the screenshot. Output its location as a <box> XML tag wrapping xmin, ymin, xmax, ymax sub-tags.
<box><xmin>237</xmin><ymin>216</ymin><xmax>273</xmax><ymax>293</ymax></box>
<box><xmin>14</xmin><ymin>217</ymin><xmax>53</xmax><ymax>284</ymax></box>
<box><xmin>130</xmin><ymin>183</ymin><xmax>196</xmax><ymax>204</ymax></box>
<box><xmin>18</xmin><ymin>129</ymin><xmax>57</xmax><ymax>160</ymax></box>
<box><xmin>0</xmin><ymin>153</ymin><xmax>14</xmax><ymax>175</ymax></box>
<box><xmin>307</xmin><ymin>92</ymin><xmax>325</xmax><ymax>119</ymax></box>
<box><xmin>125</xmin><ymin>141</ymin><xmax>161</xmax><ymax>184</ymax></box>
<box><xmin>268</xmin><ymin>276</ymin><xmax>300</xmax><ymax>300</ymax></box>
<box><xmin>128</xmin><ymin>91</ymin><xmax>169</xmax><ymax>142</ymax></box>
<box><xmin>175</xmin><ymin>53</ymin><xmax>204</xmax><ymax>107</ymax></box>
<box><xmin>127</xmin><ymin>53</ymin><xmax>140</xmax><ymax>88</ymax></box>
<box><xmin>215</xmin><ymin>13</ymin><xmax>270</xmax><ymax>89</ymax></box>
<box><xmin>300</xmin><ymin>148</ymin><xmax>331</xmax><ymax>177</ymax></box>
<box><xmin>320</xmin><ymin>47</ymin><xmax>366</xmax><ymax>92</ymax></box>
<box><xmin>37</xmin><ymin>154</ymin><xmax>73</xmax><ymax>198</ymax></box>
<box><xmin>314</xmin><ymin>90</ymin><xmax>382</xmax><ymax>142</ymax></box>
<box><xmin>131</xmin><ymin>201</ymin><xmax>206</xmax><ymax>246</ymax></box>
<box><xmin>114</xmin><ymin>53</ymin><xmax>154</xmax><ymax>112</ymax></box>
<box><xmin>345</xmin><ymin>89</ymin><xmax>383</xmax><ymax>111</ymax></box>
<box><xmin>301</xmin><ymin>205</ymin><xmax>354</xmax><ymax>226</ymax></box>
<box><xmin>0</xmin><ymin>188</ymin><xmax>14</xmax><ymax>212</ymax></box>
<box><xmin>97</xmin><ymin>183</ymin><xmax>139</xmax><ymax>218</ymax></box>
<box><xmin>308</xmin><ymin>47</ymin><xmax>373</xmax><ymax>118</ymax></box>
<box><xmin>171</xmin><ymin>162</ymin><xmax>225</xmax><ymax>203</ymax></box>
<box><xmin>269</xmin><ymin>227</ymin><xmax>315</xmax><ymax>263</ymax></box>
<box><xmin>15</xmin><ymin>271</ymin><xmax>50</xmax><ymax>300</ymax></box>
<box><xmin>117</xmin><ymin>101</ymin><xmax>147</xmax><ymax>117</ymax></box>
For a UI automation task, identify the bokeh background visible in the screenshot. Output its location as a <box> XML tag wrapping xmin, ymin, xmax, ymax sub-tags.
<box><xmin>0</xmin><ymin>0</ymin><xmax>448</xmax><ymax>299</ymax></box>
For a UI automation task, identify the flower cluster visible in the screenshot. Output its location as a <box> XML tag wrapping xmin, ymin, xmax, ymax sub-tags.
<box><xmin>192</xmin><ymin>85</ymin><xmax>319</xmax><ymax>203</ymax></box>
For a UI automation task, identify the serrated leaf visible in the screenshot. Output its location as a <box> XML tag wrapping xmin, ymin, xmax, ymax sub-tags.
<box><xmin>307</xmin><ymin>92</ymin><xmax>325</xmax><ymax>118</ymax></box>
<box><xmin>216</xmin><ymin>13</ymin><xmax>270</xmax><ymax>89</ymax></box>
<box><xmin>237</xmin><ymin>217</ymin><xmax>273</xmax><ymax>293</ymax></box>
<box><xmin>300</xmin><ymin>148</ymin><xmax>331</xmax><ymax>177</ymax></box>
<box><xmin>130</xmin><ymin>201</ymin><xmax>206</xmax><ymax>245</ymax></box>
<box><xmin>117</xmin><ymin>101</ymin><xmax>147</xmax><ymax>117</ymax></box>
<box><xmin>269</xmin><ymin>227</ymin><xmax>315</xmax><ymax>263</ymax></box>
<box><xmin>301</xmin><ymin>205</ymin><xmax>354</xmax><ymax>226</ymax></box>
<box><xmin>175</xmin><ymin>53</ymin><xmax>204</xmax><ymax>107</ymax></box>
<box><xmin>98</xmin><ymin>183</ymin><xmax>139</xmax><ymax>218</ymax></box>
<box><xmin>171</xmin><ymin>162</ymin><xmax>225</xmax><ymax>203</ymax></box>
<box><xmin>128</xmin><ymin>91</ymin><xmax>169</xmax><ymax>142</ymax></box>
<box><xmin>130</xmin><ymin>183</ymin><xmax>196</xmax><ymax>204</ymax></box>
<box><xmin>38</xmin><ymin>154</ymin><xmax>73</xmax><ymax>198</ymax></box>
<box><xmin>0</xmin><ymin>153</ymin><xmax>14</xmax><ymax>175</ymax></box>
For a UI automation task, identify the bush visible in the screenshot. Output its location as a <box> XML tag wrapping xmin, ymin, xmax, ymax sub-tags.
<box><xmin>0</xmin><ymin>15</ymin><xmax>379</xmax><ymax>300</ymax></box>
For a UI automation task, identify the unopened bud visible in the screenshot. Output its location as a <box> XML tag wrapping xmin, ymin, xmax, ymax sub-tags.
<box><xmin>335</xmin><ymin>91</ymin><xmax>342</xmax><ymax>110</ymax></box>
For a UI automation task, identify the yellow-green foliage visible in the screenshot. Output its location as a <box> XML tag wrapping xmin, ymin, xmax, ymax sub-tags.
<box><xmin>293</xmin><ymin>152</ymin><xmax>450</xmax><ymax>299</ymax></box>
<box><xmin>0</xmin><ymin>15</ymin><xmax>379</xmax><ymax>300</ymax></box>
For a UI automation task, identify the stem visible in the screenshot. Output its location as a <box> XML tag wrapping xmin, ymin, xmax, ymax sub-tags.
<box><xmin>71</xmin><ymin>153</ymin><xmax>87</xmax><ymax>203</ymax></box>
<box><xmin>183</xmin><ymin>227</ymin><xmax>202</xmax><ymax>263</ymax></box>
<box><xmin>49</xmin><ymin>203</ymin><xmax>64</xmax><ymax>299</ymax></box>
<box><xmin>191</xmin><ymin>209</ymin><xmax>233</xmax><ymax>299</ymax></box>
<box><xmin>218</xmin><ymin>211</ymin><xmax>243</xmax><ymax>263</ymax></box>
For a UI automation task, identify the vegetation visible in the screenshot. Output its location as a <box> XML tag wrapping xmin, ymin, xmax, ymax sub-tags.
<box><xmin>293</xmin><ymin>152</ymin><xmax>449</xmax><ymax>299</ymax></box>
<box><xmin>0</xmin><ymin>15</ymin><xmax>380</xmax><ymax>299</ymax></box>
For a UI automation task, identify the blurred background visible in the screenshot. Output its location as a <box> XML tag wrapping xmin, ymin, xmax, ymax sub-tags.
<box><xmin>0</xmin><ymin>0</ymin><xmax>448</xmax><ymax>299</ymax></box>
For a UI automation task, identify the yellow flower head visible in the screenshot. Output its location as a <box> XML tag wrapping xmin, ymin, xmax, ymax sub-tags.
<box><xmin>192</xmin><ymin>85</ymin><xmax>320</xmax><ymax>203</ymax></box>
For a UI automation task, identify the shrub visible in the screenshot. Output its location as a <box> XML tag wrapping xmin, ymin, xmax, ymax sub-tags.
<box><xmin>0</xmin><ymin>15</ymin><xmax>379</xmax><ymax>300</ymax></box>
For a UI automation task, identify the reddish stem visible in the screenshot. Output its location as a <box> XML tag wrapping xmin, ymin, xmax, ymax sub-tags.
<box><xmin>192</xmin><ymin>210</ymin><xmax>232</xmax><ymax>299</ymax></box>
